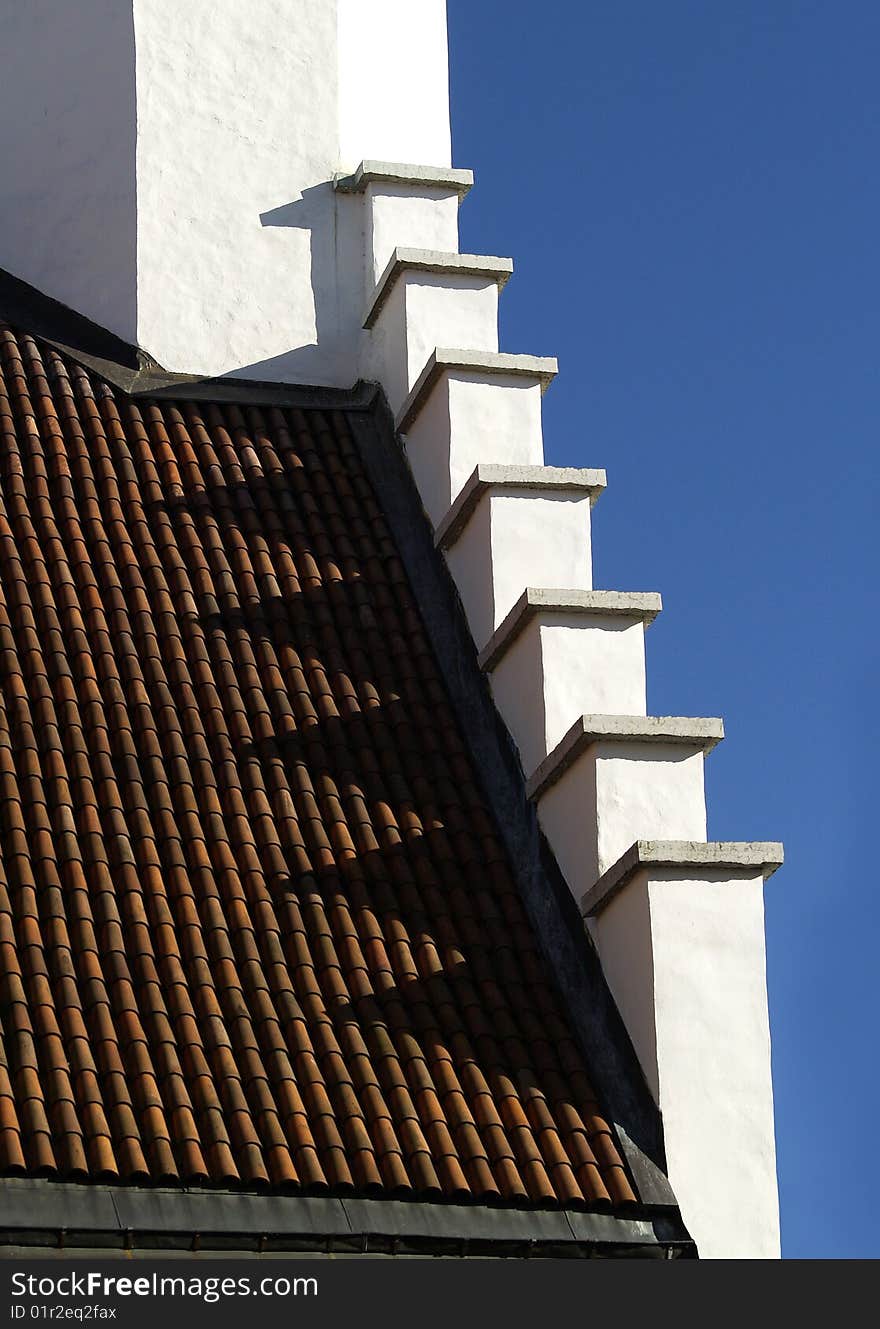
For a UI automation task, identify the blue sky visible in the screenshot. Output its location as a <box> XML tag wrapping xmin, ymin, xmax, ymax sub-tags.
<box><xmin>447</xmin><ymin>0</ymin><xmax>879</xmax><ymax>1259</ymax></box>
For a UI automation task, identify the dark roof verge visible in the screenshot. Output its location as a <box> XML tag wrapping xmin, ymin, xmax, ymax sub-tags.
<box><xmin>346</xmin><ymin>397</ymin><xmax>676</xmax><ymax>1206</ymax></box>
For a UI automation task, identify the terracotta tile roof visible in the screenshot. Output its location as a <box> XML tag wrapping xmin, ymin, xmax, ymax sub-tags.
<box><xmin>0</xmin><ymin>323</ymin><xmax>639</xmax><ymax>1211</ymax></box>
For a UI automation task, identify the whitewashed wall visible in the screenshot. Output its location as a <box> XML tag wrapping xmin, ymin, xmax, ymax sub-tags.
<box><xmin>0</xmin><ymin>1</ymin><xmax>138</xmax><ymax>342</ymax></box>
<box><xmin>592</xmin><ymin>864</ymin><xmax>780</xmax><ymax>1258</ymax></box>
<box><xmin>0</xmin><ymin>0</ymin><xmax>453</xmax><ymax>385</ymax></box>
<box><xmin>338</xmin><ymin>0</ymin><xmax>452</xmax><ymax>171</ymax></box>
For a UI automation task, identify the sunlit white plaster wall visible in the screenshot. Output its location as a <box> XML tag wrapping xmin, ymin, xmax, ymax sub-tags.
<box><xmin>136</xmin><ymin>0</ymin><xmax>452</xmax><ymax>381</ymax></box>
<box><xmin>134</xmin><ymin>0</ymin><xmax>364</xmax><ymax>383</ymax></box>
<box><xmin>404</xmin><ymin>373</ymin><xmax>545</xmax><ymax>527</ymax></box>
<box><xmin>366</xmin><ymin>187</ymin><xmax>460</xmax><ymax>290</ymax></box>
<box><xmin>0</xmin><ymin>1</ymin><xmax>138</xmax><ymax>342</ymax></box>
<box><xmin>541</xmin><ymin>617</ymin><xmax>647</xmax><ymax>753</ymax></box>
<box><xmin>537</xmin><ymin>743</ymin><xmax>708</xmax><ymax>901</ymax></box>
<box><xmin>3</xmin><ymin>2</ymin><xmax>454</xmax><ymax>384</ymax></box>
<box><xmin>447</xmin><ymin>492</ymin><xmax>593</xmax><ymax>648</ymax></box>
<box><xmin>490</xmin><ymin>615</ymin><xmax>648</xmax><ymax>774</ymax></box>
<box><xmin>371</xmin><ymin>276</ymin><xmax>501</xmax><ymax>413</ymax></box>
<box><xmin>445</xmin><ymin>376</ymin><xmax>545</xmax><ymax>488</ymax></box>
<box><xmin>338</xmin><ymin>0</ymin><xmax>452</xmax><ymax>171</ymax></box>
<box><xmin>596</xmin><ymin>746</ymin><xmax>707</xmax><ymax>879</ymax></box>
<box><xmin>594</xmin><ymin>869</ymin><xmax>780</xmax><ymax>1259</ymax></box>
<box><xmin>491</xmin><ymin>496</ymin><xmax>593</xmax><ymax>628</ymax></box>
<box><xmin>488</xmin><ymin>623</ymin><xmax>546</xmax><ymax>774</ymax></box>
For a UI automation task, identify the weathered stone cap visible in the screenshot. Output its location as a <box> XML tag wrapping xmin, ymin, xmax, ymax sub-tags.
<box><xmin>526</xmin><ymin>714</ymin><xmax>725</xmax><ymax>801</ymax></box>
<box><xmin>396</xmin><ymin>347</ymin><xmax>558</xmax><ymax>432</ymax></box>
<box><xmin>478</xmin><ymin>588</ymin><xmax>663</xmax><ymax>672</ymax></box>
<box><xmin>364</xmin><ymin>248</ymin><xmax>514</xmax><ymax>327</ymax></box>
<box><xmin>581</xmin><ymin>839</ymin><xmax>786</xmax><ymax>917</ymax></box>
<box><xmin>335</xmin><ymin>160</ymin><xmax>474</xmax><ymax>195</ymax></box>
<box><xmin>435</xmin><ymin>464</ymin><xmax>607</xmax><ymax>550</ymax></box>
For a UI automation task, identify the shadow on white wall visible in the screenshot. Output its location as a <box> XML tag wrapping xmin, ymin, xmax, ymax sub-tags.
<box><xmin>0</xmin><ymin>0</ymin><xmax>138</xmax><ymax>345</ymax></box>
<box><xmin>216</xmin><ymin>181</ymin><xmax>365</xmax><ymax>386</ymax></box>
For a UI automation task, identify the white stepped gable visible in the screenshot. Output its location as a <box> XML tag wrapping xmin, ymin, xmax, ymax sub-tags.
<box><xmin>343</xmin><ymin>150</ymin><xmax>783</xmax><ymax>1260</ymax></box>
<box><xmin>3</xmin><ymin>0</ymin><xmax>783</xmax><ymax>1259</ymax></box>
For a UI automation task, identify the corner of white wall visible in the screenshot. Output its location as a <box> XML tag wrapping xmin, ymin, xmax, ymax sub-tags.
<box><xmin>337</xmin><ymin>0</ymin><xmax>452</xmax><ymax>171</ymax></box>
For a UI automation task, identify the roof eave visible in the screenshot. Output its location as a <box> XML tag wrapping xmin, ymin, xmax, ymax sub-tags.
<box><xmin>0</xmin><ymin>1178</ymin><xmax>695</xmax><ymax>1259</ymax></box>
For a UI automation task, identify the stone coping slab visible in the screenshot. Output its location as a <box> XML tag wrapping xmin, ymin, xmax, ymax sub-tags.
<box><xmin>581</xmin><ymin>839</ymin><xmax>785</xmax><ymax>917</ymax></box>
<box><xmin>526</xmin><ymin>714</ymin><xmax>725</xmax><ymax>801</ymax></box>
<box><xmin>335</xmin><ymin>160</ymin><xmax>474</xmax><ymax>195</ymax></box>
<box><xmin>397</xmin><ymin>347</ymin><xmax>558</xmax><ymax>432</ymax></box>
<box><xmin>478</xmin><ymin>588</ymin><xmax>663</xmax><ymax>672</ymax></box>
<box><xmin>434</xmin><ymin>464</ymin><xmax>606</xmax><ymax>550</ymax></box>
<box><xmin>364</xmin><ymin>248</ymin><xmax>513</xmax><ymax>328</ymax></box>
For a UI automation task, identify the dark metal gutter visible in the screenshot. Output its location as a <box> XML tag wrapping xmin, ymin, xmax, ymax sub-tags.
<box><xmin>0</xmin><ymin>1180</ymin><xmax>694</xmax><ymax>1258</ymax></box>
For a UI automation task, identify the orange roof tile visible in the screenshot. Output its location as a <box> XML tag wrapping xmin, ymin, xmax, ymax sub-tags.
<box><xmin>0</xmin><ymin>323</ymin><xmax>639</xmax><ymax>1211</ymax></box>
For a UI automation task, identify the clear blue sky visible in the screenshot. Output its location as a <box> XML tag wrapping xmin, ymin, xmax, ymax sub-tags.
<box><xmin>447</xmin><ymin>0</ymin><xmax>879</xmax><ymax>1259</ymax></box>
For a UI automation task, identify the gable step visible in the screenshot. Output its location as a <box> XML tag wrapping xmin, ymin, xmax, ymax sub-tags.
<box><xmin>527</xmin><ymin>714</ymin><xmax>723</xmax><ymax>900</ymax></box>
<box><xmin>479</xmin><ymin>590</ymin><xmax>662</xmax><ymax>773</ymax></box>
<box><xmin>581</xmin><ymin>839</ymin><xmax>785</xmax><ymax>917</ymax></box>
<box><xmin>527</xmin><ymin>713</ymin><xmax>724</xmax><ymax>802</ymax></box>
<box><xmin>479</xmin><ymin>587</ymin><xmax>661</xmax><ymax>672</ymax></box>
<box><xmin>397</xmin><ymin>348</ymin><xmax>558</xmax><ymax>433</ymax></box>
<box><xmin>363</xmin><ymin>252</ymin><xmax>513</xmax><ymax>412</ymax></box>
<box><xmin>335</xmin><ymin>161</ymin><xmax>474</xmax><ymax>195</ymax></box>
<box><xmin>436</xmin><ymin>466</ymin><xmax>603</xmax><ymax>648</ymax></box>
<box><xmin>364</xmin><ymin>248</ymin><xmax>513</xmax><ymax>329</ymax></box>
<box><xmin>434</xmin><ymin>463</ymin><xmax>605</xmax><ymax>550</ymax></box>
<box><xmin>582</xmin><ymin>836</ymin><xmax>784</xmax><ymax>1258</ymax></box>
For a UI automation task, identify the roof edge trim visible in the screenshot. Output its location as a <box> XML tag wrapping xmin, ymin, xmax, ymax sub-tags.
<box><xmin>0</xmin><ymin>1178</ymin><xmax>694</xmax><ymax>1258</ymax></box>
<box><xmin>346</xmin><ymin>393</ymin><xmax>684</xmax><ymax>1215</ymax></box>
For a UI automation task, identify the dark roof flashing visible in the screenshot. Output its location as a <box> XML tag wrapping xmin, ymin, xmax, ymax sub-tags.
<box><xmin>0</xmin><ymin>265</ymin><xmax>377</xmax><ymax>407</ymax></box>
<box><xmin>0</xmin><ymin>1179</ymin><xmax>695</xmax><ymax>1259</ymax></box>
